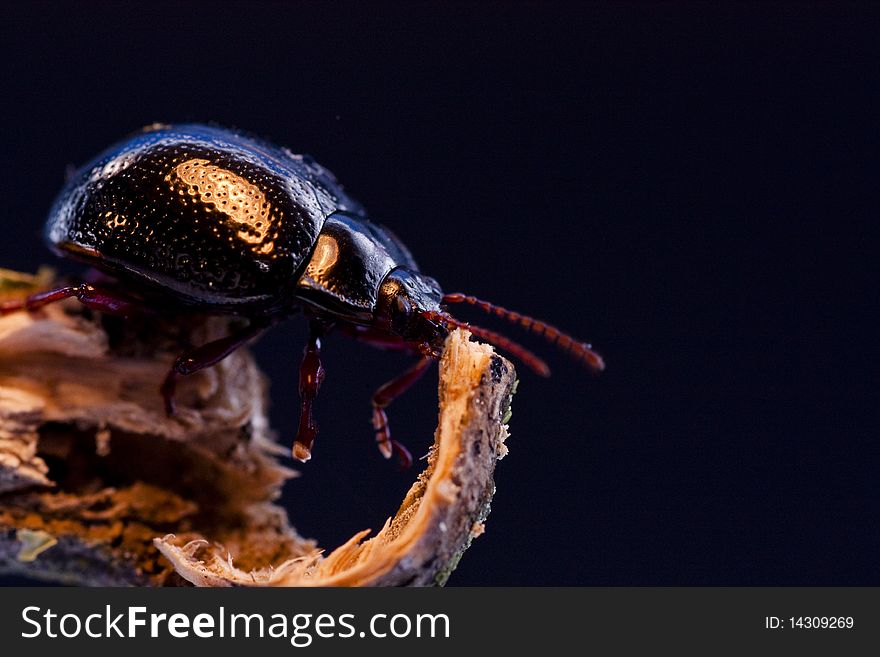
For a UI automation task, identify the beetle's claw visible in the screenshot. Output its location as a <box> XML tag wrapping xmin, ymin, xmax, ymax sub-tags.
<box><xmin>373</xmin><ymin>413</ymin><xmax>413</xmax><ymax>469</ymax></box>
<box><xmin>391</xmin><ymin>440</ymin><xmax>413</xmax><ymax>470</ymax></box>
<box><xmin>292</xmin><ymin>441</ymin><xmax>312</xmax><ymax>462</ymax></box>
<box><xmin>377</xmin><ymin>440</ymin><xmax>393</xmax><ymax>460</ymax></box>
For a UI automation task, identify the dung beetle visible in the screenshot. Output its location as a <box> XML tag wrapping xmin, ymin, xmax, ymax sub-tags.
<box><xmin>1</xmin><ymin>124</ymin><xmax>604</xmax><ymax>467</ymax></box>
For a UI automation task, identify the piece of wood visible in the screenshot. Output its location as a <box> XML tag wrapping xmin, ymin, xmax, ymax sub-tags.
<box><xmin>0</xmin><ymin>270</ymin><xmax>516</xmax><ymax>586</ymax></box>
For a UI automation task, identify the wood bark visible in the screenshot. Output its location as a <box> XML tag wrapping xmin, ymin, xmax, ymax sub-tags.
<box><xmin>0</xmin><ymin>270</ymin><xmax>516</xmax><ymax>586</ymax></box>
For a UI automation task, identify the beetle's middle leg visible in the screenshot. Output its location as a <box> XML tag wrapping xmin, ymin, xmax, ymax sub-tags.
<box><xmin>292</xmin><ymin>320</ymin><xmax>325</xmax><ymax>462</ymax></box>
<box><xmin>372</xmin><ymin>356</ymin><xmax>434</xmax><ymax>468</ymax></box>
<box><xmin>161</xmin><ymin>319</ymin><xmax>268</xmax><ymax>416</ymax></box>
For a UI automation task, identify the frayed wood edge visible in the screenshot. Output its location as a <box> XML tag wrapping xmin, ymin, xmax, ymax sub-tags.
<box><xmin>155</xmin><ymin>329</ymin><xmax>516</xmax><ymax>586</ymax></box>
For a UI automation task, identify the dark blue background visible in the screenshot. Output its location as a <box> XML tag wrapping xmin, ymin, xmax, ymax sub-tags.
<box><xmin>1</xmin><ymin>1</ymin><xmax>875</xmax><ymax>585</ymax></box>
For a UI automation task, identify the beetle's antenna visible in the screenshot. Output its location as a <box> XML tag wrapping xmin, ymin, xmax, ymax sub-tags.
<box><xmin>423</xmin><ymin>310</ymin><xmax>551</xmax><ymax>377</ymax></box>
<box><xmin>442</xmin><ymin>293</ymin><xmax>605</xmax><ymax>372</ymax></box>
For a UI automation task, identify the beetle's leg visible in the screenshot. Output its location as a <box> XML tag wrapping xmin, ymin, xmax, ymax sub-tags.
<box><xmin>292</xmin><ymin>321</ymin><xmax>325</xmax><ymax>462</ymax></box>
<box><xmin>372</xmin><ymin>356</ymin><xmax>434</xmax><ymax>468</ymax></box>
<box><xmin>0</xmin><ymin>283</ymin><xmax>146</xmax><ymax>318</ymax></box>
<box><xmin>161</xmin><ymin>319</ymin><xmax>268</xmax><ymax>416</ymax></box>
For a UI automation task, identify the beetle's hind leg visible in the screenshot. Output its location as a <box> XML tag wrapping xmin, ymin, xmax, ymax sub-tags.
<box><xmin>372</xmin><ymin>356</ymin><xmax>434</xmax><ymax>469</ymax></box>
<box><xmin>161</xmin><ymin>319</ymin><xmax>269</xmax><ymax>416</ymax></box>
<box><xmin>0</xmin><ymin>283</ymin><xmax>147</xmax><ymax>318</ymax></box>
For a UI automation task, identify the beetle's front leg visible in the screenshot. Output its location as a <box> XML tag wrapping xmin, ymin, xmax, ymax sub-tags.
<box><xmin>372</xmin><ymin>356</ymin><xmax>434</xmax><ymax>468</ymax></box>
<box><xmin>292</xmin><ymin>321</ymin><xmax>325</xmax><ymax>462</ymax></box>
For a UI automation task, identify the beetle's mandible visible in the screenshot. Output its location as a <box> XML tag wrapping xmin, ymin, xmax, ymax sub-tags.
<box><xmin>1</xmin><ymin>124</ymin><xmax>604</xmax><ymax>466</ymax></box>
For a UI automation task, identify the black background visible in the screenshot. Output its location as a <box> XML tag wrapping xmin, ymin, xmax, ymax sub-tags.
<box><xmin>0</xmin><ymin>1</ymin><xmax>875</xmax><ymax>585</ymax></box>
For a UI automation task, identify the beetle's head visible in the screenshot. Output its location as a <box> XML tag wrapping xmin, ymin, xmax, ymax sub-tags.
<box><xmin>375</xmin><ymin>267</ymin><xmax>447</xmax><ymax>352</ymax></box>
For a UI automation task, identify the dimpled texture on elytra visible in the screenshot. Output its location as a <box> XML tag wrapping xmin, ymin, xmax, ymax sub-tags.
<box><xmin>45</xmin><ymin>124</ymin><xmax>364</xmax><ymax>308</ymax></box>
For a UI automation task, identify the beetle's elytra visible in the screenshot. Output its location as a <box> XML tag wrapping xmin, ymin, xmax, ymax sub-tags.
<box><xmin>46</xmin><ymin>124</ymin><xmax>369</xmax><ymax>311</ymax></box>
<box><xmin>2</xmin><ymin>123</ymin><xmax>604</xmax><ymax>466</ymax></box>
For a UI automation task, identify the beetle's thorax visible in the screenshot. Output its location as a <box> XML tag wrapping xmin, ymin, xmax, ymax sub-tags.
<box><xmin>295</xmin><ymin>212</ymin><xmax>445</xmax><ymax>345</ymax></box>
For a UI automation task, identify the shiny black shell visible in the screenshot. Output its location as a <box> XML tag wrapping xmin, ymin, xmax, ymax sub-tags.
<box><xmin>45</xmin><ymin>124</ymin><xmax>364</xmax><ymax>310</ymax></box>
<box><xmin>297</xmin><ymin>212</ymin><xmax>419</xmax><ymax>322</ymax></box>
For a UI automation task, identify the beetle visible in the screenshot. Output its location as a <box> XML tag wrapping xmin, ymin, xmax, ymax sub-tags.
<box><xmin>0</xmin><ymin>123</ymin><xmax>604</xmax><ymax>467</ymax></box>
